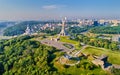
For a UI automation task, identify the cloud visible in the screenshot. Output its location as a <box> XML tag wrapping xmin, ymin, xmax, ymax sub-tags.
<box><xmin>42</xmin><ymin>5</ymin><xmax>57</xmax><ymax>10</ymax></box>
<box><xmin>42</xmin><ymin>5</ymin><xmax>66</xmax><ymax>10</ymax></box>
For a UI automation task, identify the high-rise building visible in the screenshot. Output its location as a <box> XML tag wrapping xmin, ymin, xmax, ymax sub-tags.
<box><xmin>93</xmin><ymin>21</ymin><xmax>99</xmax><ymax>26</ymax></box>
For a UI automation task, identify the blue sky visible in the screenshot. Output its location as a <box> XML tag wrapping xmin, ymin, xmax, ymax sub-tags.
<box><xmin>0</xmin><ymin>0</ymin><xmax>120</xmax><ymax>20</ymax></box>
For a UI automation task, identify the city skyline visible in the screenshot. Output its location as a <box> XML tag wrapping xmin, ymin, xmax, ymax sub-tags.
<box><xmin>0</xmin><ymin>0</ymin><xmax>120</xmax><ymax>20</ymax></box>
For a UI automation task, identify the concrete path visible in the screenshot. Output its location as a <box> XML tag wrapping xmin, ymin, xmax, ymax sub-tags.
<box><xmin>73</xmin><ymin>45</ymin><xmax>88</xmax><ymax>57</ymax></box>
<box><xmin>40</xmin><ymin>38</ymin><xmax>74</xmax><ymax>52</ymax></box>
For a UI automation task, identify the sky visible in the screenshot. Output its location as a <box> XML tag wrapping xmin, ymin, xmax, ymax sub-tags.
<box><xmin>0</xmin><ymin>0</ymin><xmax>120</xmax><ymax>20</ymax></box>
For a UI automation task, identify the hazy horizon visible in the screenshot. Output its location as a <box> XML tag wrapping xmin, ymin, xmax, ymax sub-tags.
<box><xmin>0</xmin><ymin>0</ymin><xmax>120</xmax><ymax>20</ymax></box>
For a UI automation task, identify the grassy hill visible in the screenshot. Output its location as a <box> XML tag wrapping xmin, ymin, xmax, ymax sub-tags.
<box><xmin>53</xmin><ymin>58</ymin><xmax>108</xmax><ymax>75</ymax></box>
<box><xmin>0</xmin><ymin>35</ymin><xmax>119</xmax><ymax>75</ymax></box>
<box><xmin>82</xmin><ymin>46</ymin><xmax>120</xmax><ymax>65</ymax></box>
<box><xmin>59</xmin><ymin>36</ymin><xmax>81</xmax><ymax>50</ymax></box>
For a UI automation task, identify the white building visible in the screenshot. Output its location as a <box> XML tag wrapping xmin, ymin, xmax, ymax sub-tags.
<box><xmin>23</xmin><ymin>25</ymin><xmax>31</xmax><ymax>35</ymax></box>
<box><xmin>111</xmin><ymin>20</ymin><xmax>118</xmax><ymax>26</ymax></box>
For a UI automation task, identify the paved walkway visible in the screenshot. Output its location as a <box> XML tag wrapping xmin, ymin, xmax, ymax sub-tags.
<box><xmin>40</xmin><ymin>38</ymin><xmax>74</xmax><ymax>52</ymax></box>
<box><xmin>40</xmin><ymin>38</ymin><xmax>89</xmax><ymax>66</ymax></box>
<box><xmin>59</xmin><ymin>45</ymin><xmax>88</xmax><ymax>66</ymax></box>
<box><xmin>73</xmin><ymin>45</ymin><xmax>88</xmax><ymax>57</ymax></box>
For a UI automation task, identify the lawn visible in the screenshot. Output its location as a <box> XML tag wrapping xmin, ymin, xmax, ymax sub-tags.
<box><xmin>54</xmin><ymin>58</ymin><xmax>108</xmax><ymax>75</ymax></box>
<box><xmin>63</xmin><ymin>43</ymin><xmax>74</xmax><ymax>49</ymax></box>
<box><xmin>52</xmin><ymin>43</ymin><xmax>110</xmax><ymax>75</ymax></box>
<box><xmin>60</xmin><ymin>36</ymin><xmax>78</xmax><ymax>44</ymax></box>
<box><xmin>59</xmin><ymin>36</ymin><xmax>81</xmax><ymax>50</ymax></box>
<box><xmin>82</xmin><ymin>46</ymin><xmax>120</xmax><ymax>65</ymax></box>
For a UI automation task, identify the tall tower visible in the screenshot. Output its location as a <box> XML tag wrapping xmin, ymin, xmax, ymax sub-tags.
<box><xmin>59</xmin><ymin>17</ymin><xmax>67</xmax><ymax>36</ymax></box>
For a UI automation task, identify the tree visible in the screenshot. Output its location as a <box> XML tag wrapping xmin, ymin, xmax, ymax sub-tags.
<box><xmin>111</xmin><ymin>67</ymin><xmax>120</xmax><ymax>75</ymax></box>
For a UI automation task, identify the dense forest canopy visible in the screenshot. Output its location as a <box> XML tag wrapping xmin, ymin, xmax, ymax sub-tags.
<box><xmin>75</xmin><ymin>34</ymin><xmax>119</xmax><ymax>51</ymax></box>
<box><xmin>3</xmin><ymin>21</ymin><xmax>80</xmax><ymax>36</ymax></box>
<box><xmin>3</xmin><ymin>21</ymin><xmax>43</xmax><ymax>36</ymax></box>
<box><xmin>89</xmin><ymin>25</ymin><xmax>120</xmax><ymax>34</ymax></box>
<box><xmin>0</xmin><ymin>35</ymin><xmax>62</xmax><ymax>75</ymax></box>
<box><xmin>41</xmin><ymin>27</ymin><xmax>61</xmax><ymax>36</ymax></box>
<box><xmin>67</xmin><ymin>26</ymin><xmax>95</xmax><ymax>35</ymax></box>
